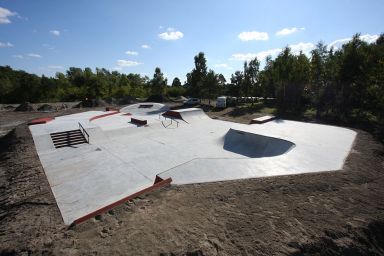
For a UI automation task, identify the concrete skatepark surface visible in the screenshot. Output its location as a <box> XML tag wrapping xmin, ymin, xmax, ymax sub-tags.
<box><xmin>28</xmin><ymin>103</ymin><xmax>356</xmax><ymax>225</ymax></box>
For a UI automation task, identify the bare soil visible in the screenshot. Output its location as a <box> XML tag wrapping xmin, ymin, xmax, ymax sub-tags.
<box><xmin>1</xmin><ymin>106</ymin><xmax>384</xmax><ymax>255</ymax></box>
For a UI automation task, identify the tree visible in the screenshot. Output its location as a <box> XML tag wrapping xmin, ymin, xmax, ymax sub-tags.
<box><xmin>171</xmin><ymin>77</ymin><xmax>182</xmax><ymax>87</ymax></box>
<box><xmin>149</xmin><ymin>67</ymin><xmax>167</xmax><ymax>95</ymax></box>
<box><xmin>243</xmin><ymin>58</ymin><xmax>260</xmax><ymax>96</ymax></box>
<box><xmin>229</xmin><ymin>71</ymin><xmax>243</xmax><ymax>97</ymax></box>
<box><xmin>204</xmin><ymin>69</ymin><xmax>219</xmax><ymax>105</ymax></box>
<box><xmin>259</xmin><ymin>55</ymin><xmax>276</xmax><ymax>98</ymax></box>
<box><xmin>186</xmin><ymin>52</ymin><xmax>207</xmax><ymax>97</ymax></box>
<box><xmin>310</xmin><ymin>42</ymin><xmax>328</xmax><ymax>117</ymax></box>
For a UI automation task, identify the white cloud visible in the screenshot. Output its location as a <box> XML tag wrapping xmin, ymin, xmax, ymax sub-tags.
<box><xmin>0</xmin><ymin>41</ymin><xmax>13</xmax><ymax>47</ymax></box>
<box><xmin>328</xmin><ymin>34</ymin><xmax>379</xmax><ymax>50</ymax></box>
<box><xmin>159</xmin><ymin>28</ymin><xmax>184</xmax><ymax>40</ymax></box>
<box><xmin>117</xmin><ymin>59</ymin><xmax>142</xmax><ymax>67</ymax></box>
<box><xmin>328</xmin><ymin>38</ymin><xmax>350</xmax><ymax>50</ymax></box>
<box><xmin>256</xmin><ymin>48</ymin><xmax>282</xmax><ymax>60</ymax></box>
<box><xmin>289</xmin><ymin>42</ymin><xmax>315</xmax><ymax>55</ymax></box>
<box><xmin>213</xmin><ymin>63</ymin><xmax>232</xmax><ymax>69</ymax></box>
<box><xmin>49</xmin><ymin>30</ymin><xmax>60</xmax><ymax>36</ymax></box>
<box><xmin>360</xmin><ymin>34</ymin><xmax>379</xmax><ymax>44</ymax></box>
<box><xmin>47</xmin><ymin>65</ymin><xmax>63</xmax><ymax>69</ymax></box>
<box><xmin>125</xmin><ymin>51</ymin><xmax>138</xmax><ymax>56</ymax></box>
<box><xmin>13</xmin><ymin>54</ymin><xmax>23</xmax><ymax>59</ymax></box>
<box><xmin>230</xmin><ymin>53</ymin><xmax>257</xmax><ymax>62</ymax></box>
<box><xmin>141</xmin><ymin>44</ymin><xmax>150</xmax><ymax>49</ymax></box>
<box><xmin>238</xmin><ymin>31</ymin><xmax>269</xmax><ymax>41</ymax></box>
<box><xmin>230</xmin><ymin>48</ymin><xmax>282</xmax><ymax>62</ymax></box>
<box><xmin>27</xmin><ymin>53</ymin><xmax>42</xmax><ymax>58</ymax></box>
<box><xmin>0</xmin><ymin>7</ymin><xmax>16</xmax><ymax>24</ymax></box>
<box><xmin>276</xmin><ymin>27</ymin><xmax>304</xmax><ymax>36</ymax></box>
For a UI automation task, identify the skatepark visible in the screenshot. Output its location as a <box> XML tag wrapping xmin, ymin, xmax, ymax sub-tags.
<box><xmin>28</xmin><ymin>103</ymin><xmax>356</xmax><ymax>225</ymax></box>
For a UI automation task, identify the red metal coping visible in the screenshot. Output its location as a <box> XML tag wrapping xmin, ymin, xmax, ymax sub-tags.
<box><xmin>162</xmin><ymin>110</ymin><xmax>182</xmax><ymax>119</ymax></box>
<box><xmin>28</xmin><ymin>117</ymin><xmax>54</xmax><ymax>125</ymax></box>
<box><xmin>89</xmin><ymin>111</ymin><xmax>119</xmax><ymax>122</ymax></box>
<box><xmin>131</xmin><ymin>117</ymin><xmax>147</xmax><ymax>125</ymax></box>
<box><xmin>72</xmin><ymin>177</ymin><xmax>172</xmax><ymax>225</ymax></box>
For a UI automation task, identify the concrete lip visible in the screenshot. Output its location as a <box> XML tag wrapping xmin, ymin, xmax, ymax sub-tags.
<box><xmin>29</xmin><ymin>103</ymin><xmax>356</xmax><ymax>225</ymax></box>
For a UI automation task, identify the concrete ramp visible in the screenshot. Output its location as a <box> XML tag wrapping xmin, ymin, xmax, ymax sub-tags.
<box><xmin>28</xmin><ymin>108</ymin><xmax>356</xmax><ymax>225</ymax></box>
<box><xmin>223</xmin><ymin>128</ymin><xmax>295</xmax><ymax>157</ymax></box>
<box><xmin>120</xmin><ymin>103</ymin><xmax>170</xmax><ymax>115</ymax></box>
<box><xmin>163</xmin><ymin>108</ymin><xmax>208</xmax><ymax>123</ymax></box>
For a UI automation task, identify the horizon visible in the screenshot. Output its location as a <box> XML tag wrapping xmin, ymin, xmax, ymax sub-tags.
<box><xmin>0</xmin><ymin>0</ymin><xmax>383</xmax><ymax>82</ymax></box>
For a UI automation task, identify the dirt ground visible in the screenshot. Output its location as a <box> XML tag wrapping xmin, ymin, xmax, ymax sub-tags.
<box><xmin>1</xmin><ymin>106</ymin><xmax>384</xmax><ymax>255</ymax></box>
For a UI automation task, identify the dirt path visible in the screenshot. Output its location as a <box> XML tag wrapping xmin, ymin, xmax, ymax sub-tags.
<box><xmin>0</xmin><ymin>109</ymin><xmax>384</xmax><ymax>255</ymax></box>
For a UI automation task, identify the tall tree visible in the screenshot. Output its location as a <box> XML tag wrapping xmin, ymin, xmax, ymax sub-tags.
<box><xmin>204</xmin><ymin>69</ymin><xmax>219</xmax><ymax>105</ymax></box>
<box><xmin>186</xmin><ymin>52</ymin><xmax>207</xmax><ymax>97</ymax></box>
<box><xmin>171</xmin><ymin>77</ymin><xmax>182</xmax><ymax>87</ymax></box>
<box><xmin>149</xmin><ymin>67</ymin><xmax>167</xmax><ymax>95</ymax></box>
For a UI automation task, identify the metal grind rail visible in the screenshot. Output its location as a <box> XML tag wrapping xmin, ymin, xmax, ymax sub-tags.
<box><xmin>78</xmin><ymin>122</ymin><xmax>90</xmax><ymax>143</ymax></box>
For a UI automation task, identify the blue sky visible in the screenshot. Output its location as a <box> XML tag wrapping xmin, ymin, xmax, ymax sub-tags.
<box><xmin>0</xmin><ymin>0</ymin><xmax>383</xmax><ymax>83</ymax></box>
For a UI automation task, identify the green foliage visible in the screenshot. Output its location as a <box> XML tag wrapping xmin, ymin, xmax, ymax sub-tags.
<box><xmin>171</xmin><ymin>77</ymin><xmax>182</xmax><ymax>87</ymax></box>
<box><xmin>0</xmin><ymin>66</ymin><xmax>151</xmax><ymax>103</ymax></box>
<box><xmin>166</xmin><ymin>86</ymin><xmax>187</xmax><ymax>97</ymax></box>
<box><xmin>149</xmin><ymin>67</ymin><xmax>167</xmax><ymax>95</ymax></box>
<box><xmin>185</xmin><ymin>52</ymin><xmax>208</xmax><ymax>97</ymax></box>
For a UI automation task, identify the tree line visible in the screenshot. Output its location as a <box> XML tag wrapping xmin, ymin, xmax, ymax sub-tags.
<box><xmin>184</xmin><ymin>33</ymin><xmax>384</xmax><ymax>126</ymax></box>
<box><xmin>1</xmin><ymin>33</ymin><xmax>383</xmax><ymax>125</ymax></box>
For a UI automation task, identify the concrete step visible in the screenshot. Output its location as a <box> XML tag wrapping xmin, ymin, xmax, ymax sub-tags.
<box><xmin>53</xmin><ymin>137</ymin><xmax>87</xmax><ymax>144</ymax></box>
<box><xmin>55</xmin><ymin>140</ymin><xmax>88</xmax><ymax>148</ymax></box>
<box><xmin>51</xmin><ymin>129</ymin><xmax>81</xmax><ymax>136</ymax></box>
<box><xmin>52</xmin><ymin>134</ymin><xmax>85</xmax><ymax>142</ymax></box>
<box><xmin>50</xmin><ymin>129</ymin><xmax>88</xmax><ymax>148</ymax></box>
<box><xmin>51</xmin><ymin>131</ymin><xmax>83</xmax><ymax>138</ymax></box>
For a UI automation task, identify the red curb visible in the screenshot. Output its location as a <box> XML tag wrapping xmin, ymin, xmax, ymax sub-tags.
<box><xmin>89</xmin><ymin>111</ymin><xmax>119</xmax><ymax>122</ymax></box>
<box><xmin>28</xmin><ymin>117</ymin><xmax>54</xmax><ymax>125</ymax></box>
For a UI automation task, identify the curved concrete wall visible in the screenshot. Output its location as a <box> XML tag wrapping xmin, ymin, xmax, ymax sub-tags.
<box><xmin>223</xmin><ymin>128</ymin><xmax>295</xmax><ymax>158</ymax></box>
<box><xmin>120</xmin><ymin>103</ymin><xmax>170</xmax><ymax>115</ymax></box>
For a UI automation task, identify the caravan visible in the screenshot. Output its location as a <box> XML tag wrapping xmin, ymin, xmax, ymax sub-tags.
<box><xmin>216</xmin><ymin>96</ymin><xmax>227</xmax><ymax>108</ymax></box>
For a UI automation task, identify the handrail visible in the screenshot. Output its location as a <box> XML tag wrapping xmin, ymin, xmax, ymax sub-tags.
<box><xmin>78</xmin><ymin>122</ymin><xmax>90</xmax><ymax>143</ymax></box>
<box><xmin>161</xmin><ymin>116</ymin><xmax>179</xmax><ymax>128</ymax></box>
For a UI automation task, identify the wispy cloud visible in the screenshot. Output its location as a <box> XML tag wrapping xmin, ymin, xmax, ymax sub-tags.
<box><xmin>0</xmin><ymin>6</ymin><xmax>16</xmax><ymax>24</ymax></box>
<box><xmin>276</xmin><ymin>27</ymin><xmax>305</xmax><ymax>36</ymax></box>
<box><xmin>230</xmin><ymin>53</ymin><xmax>258</xmax><ymax>62</ymax></box>
<box><xmin>256</xmin><ymin>48</ymin><xmax>282</xmax><ymax>60</ymax></box>
<box><xmin>159</xmin><ymin>27</ymin><xmax>184</xmax><ymax>40</ymax></box>
<box><xmin>238</xmin><ymin>31</ymin><xmax>269</xmax><ymax>41</ymax></box>
<box><xmin>47</xmin><ymin>65</ymin><xmax>63</xmax><ymax>69</ymax></box>
<box><xmin>328</xmin><ymin>38</ymin><xmax>350</xmax><ymax>50</ymax></box>
<box><xmin>42</xmin><ymin>43</ymin><xmax>55</xmax><ymax>50</ymax></box>
<box><xmin>116</xmin><ymin>59</ymin><xmax>142</xmax><ymax>67</ymax></box>
<box><xmin>13</xmin><ymin>54</ymin><xmax>24</xmax><ymax>59</ymax></box>
<box><xmin>27</xmin><ymin>53</ymin><xmax>42</xmax><ymax>58</ymax></box>
<box><xmin>0</xmin><ymin>41</ymin><xmax>13</xmax><ymax>47</ymax></box>
<box><xmin>141</xmin><ymin>44</ymin><xmax>150</xmax><ymax>49</ymax></box>
<box><xmin>49</xmin><ymin>30</ymin><xmax>60</xmax><ymax>36</ymax></box>
<box><xmin>230</xmin><ymin>48</ymin><xmax>282</xmax><ymax>62</ymax></box>
<box><xmin>289</xmin><ymin>42</ymin><xmax>315</xmax><ymax>55</ymax></box>
<box><xmin>125</xmin><ymin>51</ymin><xmax>138</xmax><ymax>56</ymax></box>
<box><xmin>328</xmin><ymin>34</ymin><xmax>379</xmax><ymax>50</ymax></box>
<box><xmin>213</xmin><ymin>63</ymin><xmax>232</xmax><ymax>69</ymax></box>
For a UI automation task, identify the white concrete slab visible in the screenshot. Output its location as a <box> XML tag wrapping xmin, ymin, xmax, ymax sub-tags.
<box><xmin>29</xmin><ymin>103</ymin><xmax>356</xmax><ymax>224</ymax></box>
